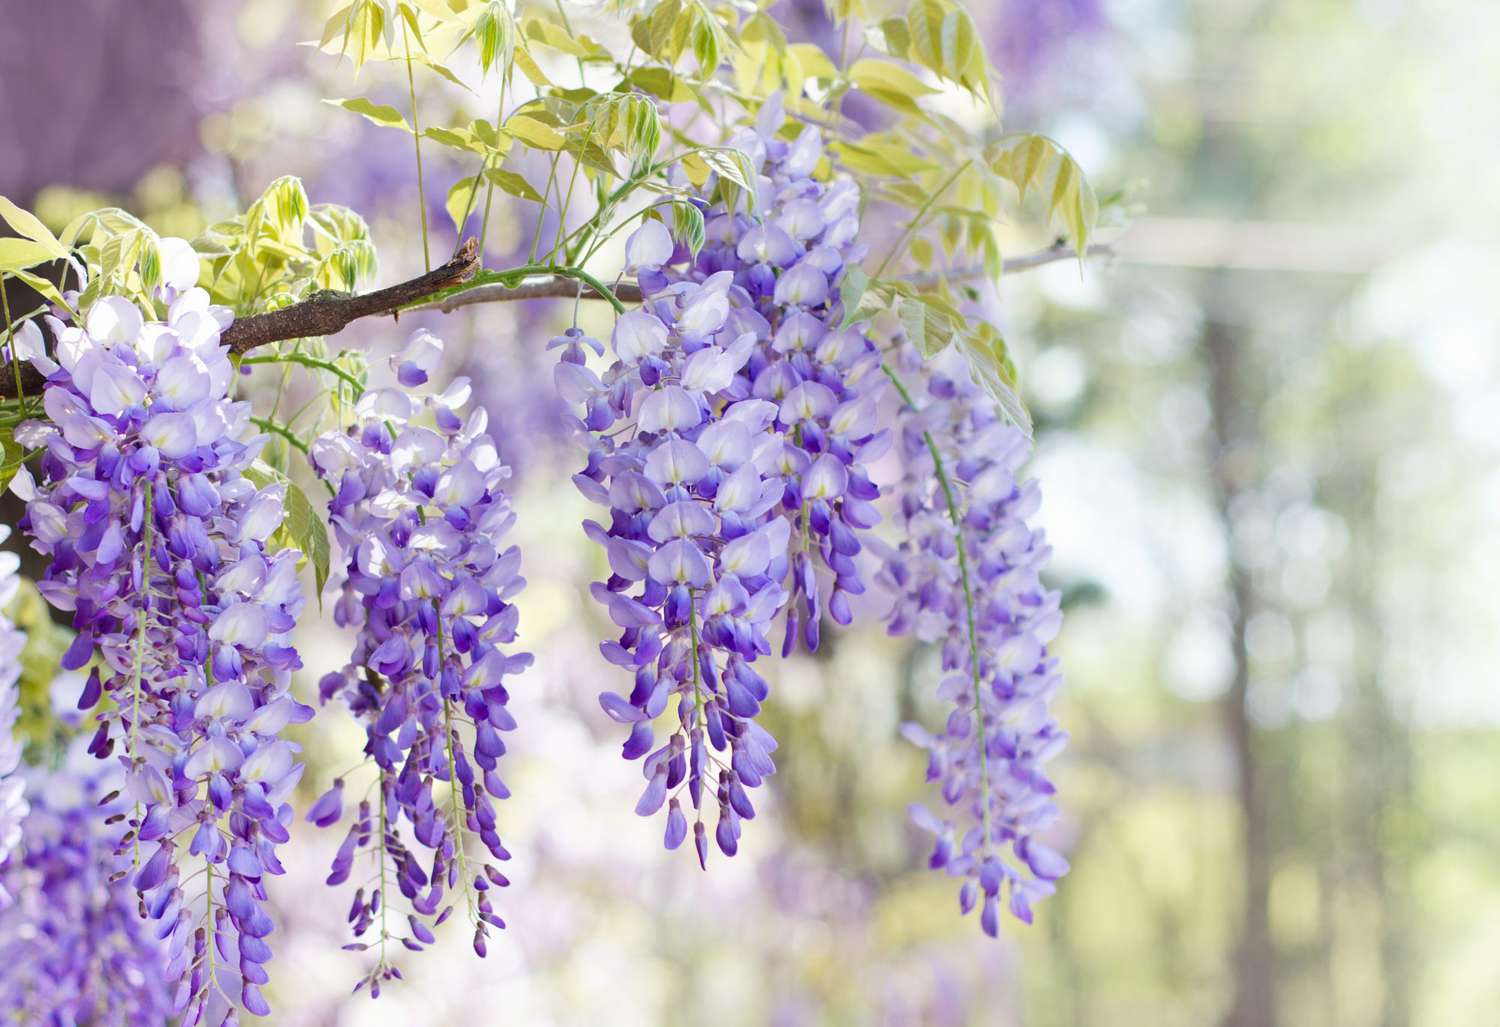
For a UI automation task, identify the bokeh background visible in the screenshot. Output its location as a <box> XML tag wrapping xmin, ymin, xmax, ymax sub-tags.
<box><xmin>4</xmin><ymin>1</ymin><xmax>1499</xmax><ymax>1025</ymax></box>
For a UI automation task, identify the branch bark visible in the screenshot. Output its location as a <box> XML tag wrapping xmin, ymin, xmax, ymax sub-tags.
<box><xmin>0</xmin><ymin>238</ymin><xmax>1110</xmax><ymax>402</ymax></box>
<box><xmin>0</xmin><ymin>240</ymin><xmax>481</xmax><ymax>402</ymax></box>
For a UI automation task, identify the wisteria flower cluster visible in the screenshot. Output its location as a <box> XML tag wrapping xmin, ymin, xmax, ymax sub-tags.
<box><xmin>876</xmin><ymin>345</ymin><xmax>1070</xmax><ymax>935</ymax></box>
<box><xmin>556</xmin><ymin>293</ymin><xmax>789</xmax><ymax>867</ymax></box>
<box><xmin>11</xmin><ymin>265</ymin><xmax>310</xmax><ymax>1021</ymax></box>
<box><xmin>642</xmin><ymin>96</ymin><xmax>890</xmax><ymax>657</ymax></box>
<box><xmin>0</xmin><ymin>743</ymin><xmax>174</xmax><ymax>1024</ymax></box>
<box><xmin>311</xmin><ymin>330</ymin><xmax>530</xmax><ymax>989</ymax></box>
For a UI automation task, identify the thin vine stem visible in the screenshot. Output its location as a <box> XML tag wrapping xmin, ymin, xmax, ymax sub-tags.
<box><xmin>240</xmin><ymin>353</ymin><xmax>365</xmax><ymax>396</ymax></box>
<box><xmin>402</xmin><ymin>19</ymin><xmax>432</xmax><ymax>272</ymax></box>
<box><xmin>873</xmin><ymin>159</ymin><xmax>973</xmax><ymax>280</ymax></box>
<box><xmin>881</xmin><ymin>362</ymin><xmax>993</xmax><ymax>851</ymax></box>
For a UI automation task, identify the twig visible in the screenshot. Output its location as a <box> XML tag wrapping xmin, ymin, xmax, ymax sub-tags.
<box><xmin>413</xmin><ymin>277</ymin><xmax>644</xmax><ymax>313</ymax></box>
<box><xmin>416</xmin><ymin>241</ymin><xmax>1113</xmax><ymax>315</ymax></box>
<box><xmin>219</xmin><ymin>239</ymin><xmax>481</xmax><ymax>356</ymax></box>
<box><xmin>0</xmin><ymin>241</ymin><xmax>479</xmax><ymax>401</ymax></box>
<box><xmin>0</xmin><ymin>239</ymin><xmax>1108</xmax><ymax>402</ymax></box>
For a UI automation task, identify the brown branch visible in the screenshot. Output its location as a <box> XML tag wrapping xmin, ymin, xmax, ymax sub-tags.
<box><xmin>0</xmin><ymin>238</ymin><xmax>1112</xmax><ymax>403</ymax></box>
<box><xmin>219</xmin><ymin>238</ymin><xmax>481</xmax><ymax>355</ymax></box>
<box><xmin>0</xmin><ymin>240</ymin><xmax>482</xmax><ymax>402</ymax></box>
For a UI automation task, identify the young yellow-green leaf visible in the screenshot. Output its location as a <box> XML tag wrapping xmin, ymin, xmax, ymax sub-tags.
<box><xmin>484</xmin><ymin>167</ymin><xmax>543</xmax><ymax>203</ymax></box>
<box><xmin>989</xmin><ymin>135</ymin><xmax>1098</xmax><ymax>257</ymax></box>
<box><xmin>446</xmin><ymin>175</ymin><xmax>483</xmax><ymax>233</ymax></box>
<box><xmin>904</xmin><ymin>0</ymin><xmax>989</xmax><ymax>98</ymax></box>
<box><xmin>524</xmin><ymin>16</ymin><xmax>606</xmax><ymax>59</ymax></box>
<box><xmin>424</xmin><ymin>125</ymin><xmax>482</xmax><ymax>152</ymax></box>
<box><xmin>669</xmin><ymin>200</ymin><xmax>706</xmax><ymax>258</ymax></box>
<box><xmin>415</xmin><ymin>55</ymin><xmax>476</xmax><ymax>93</ymax></box>
<box><xmin>837</xmin><ymin>266</ymin><xmax>870</xmax><ymax>329</ymax></box>
<box><xmin>0</xmin><ymin>433</ymin><xmax>22</xmax><ymax>495</ymax></box>
<box><xmin>849</xmin><ymin>58</ymin><xmax>939</xmax><ymax>100</ymax></box>
<box><xmin>10</xmin><ymin>267</ymin><xmax>75</xmax><ymax>315</ymax></box>
<box><xmin>955</xmin><ymin>321</ymin><xmax>1030</xmax><ymax>435</ymax></box>
<box><xmin>335</xmin><ymin>0</ymin><xmax>389</xmax><ymax>71</ymax></box>
<box><xmin>0</xmin><ymin>196</ymin><xmax>67</xmax><ymax>259</ymax></box>
<box><xmin>326</xmin><ymin>97</ymin><xmax>413</xmax><ymax>133</ymax></box>
<box><xmin>504</xmin><ymin>114</ymin><xmax>566</xmax><ymax>150</ymax></box>
<box><xmin>245</xmin><ymin>461</ymin><xmax>332</xmax><ymax>604</ymax></box>
<box><xmin>0</xmin><ymin>239</ymin><xmax>59</xmax><ymax>272</ymax></box>
<box><xmin>692</xmin><ymin>147</ymin><xmax>755</xmax><ymax>190</ymax></box>
<box><xmin>511</xmin><ymin>44</ymin><xmax>551</xmax><ymax>87</ymax></box>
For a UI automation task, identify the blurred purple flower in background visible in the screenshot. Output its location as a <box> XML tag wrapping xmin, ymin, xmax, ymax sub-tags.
<box><xmin>0</xmin><ymin>744</ymin><xmax>174</xmax><ymax>1024</ymax></box>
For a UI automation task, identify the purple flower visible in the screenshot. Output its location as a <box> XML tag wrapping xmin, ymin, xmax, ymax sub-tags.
<box><xmin>11</xmin><ymin>286</ymin><xmax>309</xmax><ymax>1020</ymax></box>
<box><xmin>556</xmin><ymin>281</ymin><xmax>788</xmax><ymax>866</ymax></box>
<box><xmin>0</xmin><ymin>528</ymin><xmax>26</xmax><ymax>884</ymax></box>
<box><xmin>311</xmin><ymin>331</ymin><xmax>530</xmax><ymax>990</ymax></box>
<box><xmin>0</xmin><ymin>745</ymin><xmax>173</xmax><ymax>1023</ymax></box>
<box><xmin>875</xmin><ymin>345</ymin><xmax>1069</xmax><ymax>935</ymax></box>
<box><xmin>627</xmin><ymin>95</ymin><xmax>888</xmax><ymax>655</ymax></box>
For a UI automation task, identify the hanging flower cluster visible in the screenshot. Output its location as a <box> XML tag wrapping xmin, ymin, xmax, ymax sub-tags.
<box><xmin>0</xmin><ymin>526</ymin><xmax>26</xmax><ymax>886</ymax></box>
<box><xmin>556</xmin><ymin>283</ymin><xmax>790</xmax><ymax>866</ymax></box>
<box><xmin>311</xmin><ymin>330</ymin><xmax>530</xmax><ymax>988</ymax></box>
<box><xmin>876</xmin><ymin>345</ymin><xmax>1070</xmax><ymax>935</ymax></box>
<box><xmin>0</xmin><ymin>745</ymin><xmax>174</xmax><ymax>1023</ymax></box>
<box><xmin>631</xmin><ymin>96</ymin><xmax>888</xmax><ymax>657</ymax></box>
<box><xmin>11</xmin><ymin>274</ymin><xmax>311</xmax><ymax>1020</ymax></box>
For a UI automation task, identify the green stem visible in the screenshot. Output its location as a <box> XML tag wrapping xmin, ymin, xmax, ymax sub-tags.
<box><xmin>377</xmin><ymin>771</ymin><xmax>390</xmax><ymax>970</ymax></box>
<box><xmin>204</xmin><ymin>859</ymin><xmax>216</xmax><ymax>981</ymax></box>
<box><xmin>435</xmin><ymin>600</ymin><xmax>473</xmax><ymax>921</ymax></box>
<box><xmin>241</xmin><ymin>353</ymin><xmax>365</xmax><ymax>395</ymax></box>
<box><xmin>873</xmin><ymin>159</ymin><xmax>973</xmax><ymax>279</ymax></box>
<box><xmin>402</xmin><ymin>20</ymin><xmax>432</xmax><ymax>272</ymax></box>
<box><xmin>129</xmin><ymin>485</ymin><xmax>155</xmax><ymax>866</ymax></box>
<box><xmin>882</xmin><ymin>362</ymin><xmax>992</xmax><ymax>850</ymax></box>
<box><xmin>529</xmin><ymin>158</ymin><xmax>561</xmax><ymax>262</ymax></box>
<box><xmin>416</xmin><ymin>262</ymin><xmax>626</xmax><ymax>314</ymax></box>
<box><xmin>477</xmin><ymin>72</ymin><xmax>510</xmax><ymax>257</ymax></box>
<box><xmin>0</xmin><ymin>285</ymin><xmax>27</xmax><ymax>416</ymax></box>
<box><xmin>249</xmin><ymin>416</ymin><xmax>309</xmax><ymax>457</ymax></box>
<box><xmin>689</xmin><ymin>596</ymin><xmax>704</xmax><ymax>728</ymax></box>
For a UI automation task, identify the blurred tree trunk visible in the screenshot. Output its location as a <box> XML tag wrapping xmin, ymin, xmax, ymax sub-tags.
<box><xmin>1325</xmin><ymin>368</ymin><xmax>1414</xmax><ymax>1027</ymax></box>
<box><xmin>1202</xmin><ymin>295</ymin><xmax>1278</xmax><ymax>1027</ymax></box>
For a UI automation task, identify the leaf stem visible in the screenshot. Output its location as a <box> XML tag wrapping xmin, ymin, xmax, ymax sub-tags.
<box><xmin>873</xmin><ymin>159</ymin><xmax>973</xmax><ymax>279</ymax></box>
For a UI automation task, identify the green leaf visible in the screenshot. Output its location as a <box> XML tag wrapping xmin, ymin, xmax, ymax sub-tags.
<box><xmin>848</xmin><ymin>58</ymin><xmax>939</xmax><ymax>118</ymax></box>
<box><xmin>670</xmin><ymin>200</ymin><xmax>706</xmax><ymax>258</ymax></box>
<box><xmin>989</xmin><ymin>135</ymin><xmax>1098</xmax><ymax>258</ymax></box>
<box><xmin>504</xmin><ymin>113</ymin><xmax>566</xmax><ymax>150</ymax></box>
<box><xmin>483</xmin><ymin>167</ymin><xmax>543</xmax><ymax>203</ymax></box>
<box><xmin>0</xmin><ymin>239</ymin><xmax>58</xmax><ymax>272</ymax></box>
<box><xmin>10</xmin><ymin>268</ymin><xmax>73</xmax><ymax>314</ymax></box>
<box><xmin>954</xmin><ymin>321</ymin><xmax>1030</xmax><ymax>435</ymax></box>
<box><xmin>0</xmin><ymin>431</ymin><xmax>24</xmax><ymax>495</ymax></box>
<box><xmin>0</xmin><ymin>195</ymin><xmax>67</xmax><ymax>259</ymax></box>
<box><xmin>524</xmin><ymin>16</ymin><xmax>606</xmax><ymax>58</ymax></box>
<box><xmin>245</xmin><ymin>461</ymin><xmax>333</xmax><ymax>604</ymax></box>
<box><xmin>446</xmin><ymin>176</ymin><xmax>482</xmax><ymax>233</ymax></box>
<box><xmin>838</xmin><ymin>266</ymin><xmax>869</xmax><ymax>329</ymax></box>
<box><xmin>904</xmin><ymin>0</ymin><xmax>989</xmax><ymax>98</ymax></box>
<box><xmin>326</xmin><ymin>97</ymin><xmax>413</xmax><ymax>133</ymax></box>
<box><xmin>284</xmin><ymin>478</ymin><xmax>332</xmax><ymax>601</ymax></box>
<box><xmin>414</xmin><ymin>55</ymin><xmax>476</xmax><ymax>93</ymax></box>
